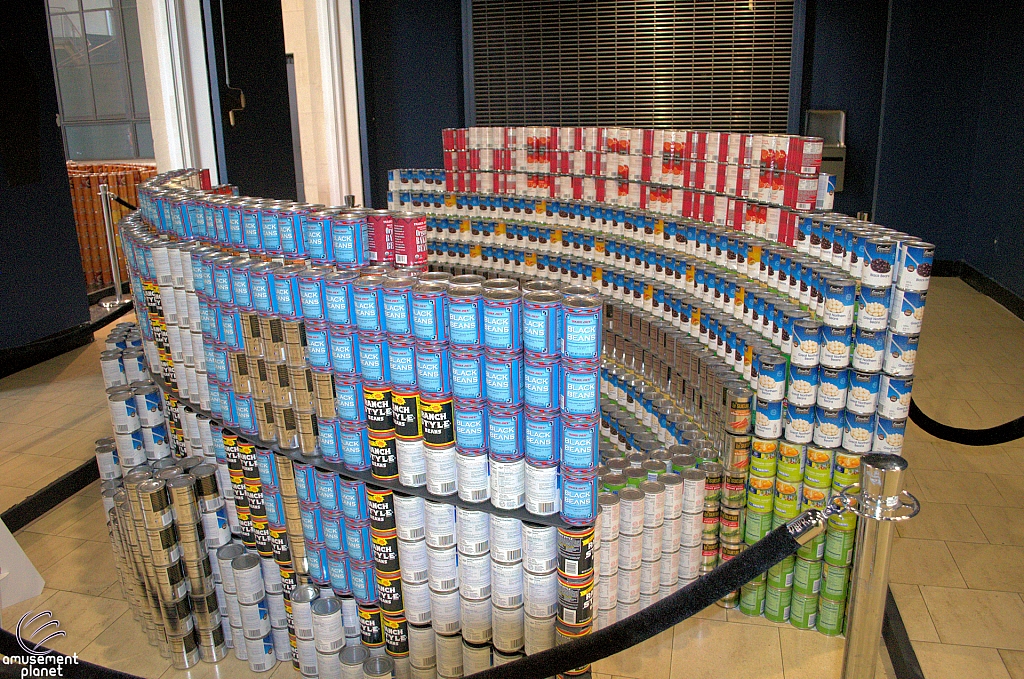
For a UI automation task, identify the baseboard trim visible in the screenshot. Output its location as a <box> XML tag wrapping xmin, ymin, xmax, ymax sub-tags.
<box><xmin>0</xmin><ymin>459</ymin><xmax>100</xmax><ymax>533</ymax></box>
<box><xmin>933</xmin><ymin>259</ymin><xmax>1024</xmax><ymax>320</ymax></box>
<box><xmin>0</xmin><ymin>322</ymin><xmax>95</xmax><ymax>380</ymax></box>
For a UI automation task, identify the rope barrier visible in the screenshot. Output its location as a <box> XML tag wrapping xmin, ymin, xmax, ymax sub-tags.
<box><xmin>909</xmin><ymin>398</ymin><xmax>1024</xmax><ymax>446</ymax></box>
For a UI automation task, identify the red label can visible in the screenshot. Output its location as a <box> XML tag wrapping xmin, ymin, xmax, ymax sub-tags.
<box><xmin>393</xmin><ymin>212</ymin><xmax>427</xmax><ymax>266</ymax></box>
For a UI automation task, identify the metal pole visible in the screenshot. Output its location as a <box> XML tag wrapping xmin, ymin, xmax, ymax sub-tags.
<box><xmin>841</xmin><ymin>454</ymin><xmax>915</xmax><ymax>679</ymax></box>
<box><xmin>99</xmin><ymin>183</ymin><xmax>126</xmax><ymax>309</ymax></box>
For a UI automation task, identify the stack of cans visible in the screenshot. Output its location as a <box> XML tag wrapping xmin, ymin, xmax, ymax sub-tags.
<box><xmin>522</xmin><ymin>281</ymin><xmax>562</xmax><ymax>516</ymax></box>
<box><xmin>559</xmin><ymin>290</ymin><xmax>603</xmax><ymax>526</ymax></box>
<box><xmin>229</xmin><ymin>551</ymin><xmax>278</xmax><ymax>672</ymax></box>
<box><xmin>555</xmin><ymin>525</ymin><xmax>595</xmax><ymax>677</ymax></box>
<box><xmin>596</xmin><ymin>493</ymin><xmax>619</xmax><ymax>627</ymax></box>
<box><xmin>482</xmin><ymin>279</ymin><xmax>527</xmax><ymax>512</ymax></box>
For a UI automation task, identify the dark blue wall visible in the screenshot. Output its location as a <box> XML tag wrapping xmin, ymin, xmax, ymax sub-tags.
<box><xmin>803</xmin><ymin>0</ymin><xmax>889</xmax><ymax>217</ymax></box>
<box><xmin>874</xmin><ymin>0</ymin><xmax>1024</xmax><ymax>297</ymax></box>
<box><xmin>359</xmin><ymin>0</ymin><xmax>465</xmax><ymax>209</ymax></box>
<box><xmin>0</xmin><ymin>0</ymin><xmax>90</xmax><ymax>349</ymax></box>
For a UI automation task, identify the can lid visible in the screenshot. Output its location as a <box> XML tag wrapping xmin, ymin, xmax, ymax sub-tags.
<box><xmin>231</xmin><ymin>552</ymin><xmax>261</xmax><ymax>571</ymax></box>
<box><xmin>639</xmin><ymin>480</ymin><xmax>666</xmax><ymax>495</ymax></box>
<box><xmin>363</xmin><ymin>655</ymin><xmax>395</xmax><ymax>676</ymax></box>
<box><xmin>311</xmin><ymin>597</ymin><xmax>342</xmax><ymax>616</ymax></box>
<box><xmin>290</xmin><ymin>583</ymin><xmax>319</xmax><ymax>604</ymax></box>
<box><xmin>341</xmin><ymin>645</ymin><xmax>370</xmax><ymax>665</ymax></box>
<box><xmin>481</xmin><ymin>278</ymin><xmax>520</xmax><ymax>291</ymax></box>
<box><xmin>598</xmin><ymin>492</ymin><xmax>619</xmax><ymax>506</ymax></box>
<box><xmin>681</xmin><ymin>468</ymin><xmax>707</xmax><ymax>482</ymax></box>
<box><xmin>619</xmin><ymin>487</ymin><xmax>645</xmax><ymax>502</ymax></box>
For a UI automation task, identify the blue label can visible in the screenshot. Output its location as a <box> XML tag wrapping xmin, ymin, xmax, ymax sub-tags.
<box><xmin>324</xmin><ymin>271</ymin><xmax>358</xmax><ymax>326</ymax></box>
<box><xmin>303</xmin><ymin>212</ymin><xmax>333</xmax><ymax>262</ymax></box>
<box><xmin>235</xmin><ymin>392</ymin><xmax>256</xmax><ymax>433</ymax></box>
<box><xmin>813</xmin><ymin>407</ymin><xmax>845</xmax><ymax>449</ymax></box>
<box><xmin>754</xmin><ymin>397</ymin><xmax>784</xmax><ymax>439</ymax></box>
<box><xmin>484</xmin><ymin>350</ymin><xmax>524</xmax><ymax>407</ymax></box>
<box><xmin>819</xmin><ymin>325</ymin><xmax>852</xmax><ymax>369</ymax></box>
<box><xmin>388</xmin><ymin>338</ymin><xmax>417</xmax><ymax>388</ymax></box>
<box><xmin>293</xmin><ymin>462</ymin><xmax>317</xmax><ymax>502</ymax></box>
<box><xmin>322</xmin><ymin>511</ymin><xmax>344</xmax><ymax>551</ymax></box>
<box><xmin>448</xmin><ymin>294</ymin><xmax>483</xmax><ymax>347</ymax></box>
<box><xmin>353</xmin><ymin>277</ymin><xmax>386</xmax><ymax>333</ymax></box>
<box><xmin>873</xmin><ymin>415</ymin><xmax>907</xmax><ymax>454</ymax></box>
<box><xmin>878</xmin><ymin>374</ymin><xmax>913</xmax><ymax>420</ymax></box>
<box><xmin>525</xmin><ymin>408</ymin><xmax>560</xmax><ymax>464</ymax></box>
<box><xmin>560</xmin><ymin>469</ymin><xmax>598</xmax><ymax>525</ymax></box>
<box><xmin>483</xmin><ymin>290</ymin><xmax>523</xmax><ymax>352</ymax></box>
<box><xmin>348</xmin><ymin>559</ymin><xmax>377</xmax><ymax>604</ymax></box>
<box><xmin>383</xmin><ymin>280</ymin><xmax>415</xmax><ymax>336</ymax></box>
<box><xmin>314</xmin><ymin>469</ymin><xmax>342</xmax><ymax>511</ymax></box>
<box><xmin>339</xmin><ymin>424</ymin><xmax>371</xmax><ymax>471</ymax></box>
<box><xmin>817</xmin><ymin>366</ymin><xmax>849</xmax><ymax>410</ymax></box>
<box><xmin>255</xmin><ymin>448</ymin><xmax>279</xmax><ymax>487</ymax></box>
<box><xmin>451</xmin><ymin>349</ymin><xmax>485</xmax><ymax>401</ymax></box>
<box><xmin>299</xmin><ymin>502</ymin><xmax>324</xmax><ymax>542</ymax></box>
<box><xmin>272</xmin><ymin>265</ymin><xmax>303</xmax><ymax>320</ymax></box>
<box><xmin>523</xmin><ymin>291</ymin><xmax>562</xmax><ymax>356</ymax></box>
<box><xmin>298</xmin><ymin>268</ymin><xmax>328</xmax><ymax>321</ymax></box>
<box><xmin>318</xmin><ymin>417</ymin><xmax>341</xmax><ymax>462</ymax></box>
<box><xmin>415</xmin><ymin>342</ymin><xmax>452</xmax><ymax>396</ymax></box>
<box><xmin>843</xmin><ymin>411</ymin><xmax>875</xmax><ymax>453</ymax></box>
<box><xmin>263</xmin><ymin>489</ymin><xmax>283</xmax><ymax>525</ymax></box>
<box><xmin>331</xmin><ymin>213</ymin><xmax>366</xmax><ymax>266</ymax></box>
<box><xmin>454</xmin><ymin>399</ymin><xmax>488</xmax><ymax>450</ymax></box>
<box><xmin>784</xmin><ymin>403</ymin><xmax>815</xmax><ymax>444</ymax></box>
<box><xmin>412</xmin><ymin>283</ymin><xmax>450</xmax><ymax>343</ymax></box>
<box><xmin>359</xmin><ymin>333</ymin><xmax>390</xmax><ymax>384</ymax></box>
<box><xmin>339</xmin><ymin>479</ymin><xmax>369</xmax><ymax>521</ymax></box>
<box><xmin>327</xmin><ymin>550</ymin><xmax>351</xmax><ymax>593</ymax></box>
<box><xmin>560</xmin><ymin>415</ymin><xmax>599</xmax><ymax>471</ymax></box>
<box><xmin>487</xmin><ymin>405</ymin><xmax>524</xmax><ymax>458</ymax></box>
<box><xmin>559</xmin><ymin>360</ymin><xmax>600</xmax><ymax>417</ymax></box>
<box><xmin>304</xmin><ymin>321</ymin><xmax>331</xmax><ymax>369</ymax></box>
<box><xmin>305</xmin><ymin>542</ymin><xmax>328</xmax><ymax>584</ymax></box>
<box><xmin>242</xmin><ymin>206</ymin><xmax>262</xmax><ymax>251</ymax></box>
<box><xmin>220</xmin><ymin>306</ymin><xmax>242</xmax><ymax>350</ymax></box>
<box><xmin>249</xmin><ymin>263</ymin><xmax>278</xmax><ymax>314</ymax></box>
<box><xmin>230</xmin><ymin>259</ymin><xmax>253</xmax><ymax>310</ymax></box>
<box><xmin>524</xmin><ymin>355</ymin><xmax>560</xmax><ymax>410</ymax></box>
<box><xmin>328</xmin><ymin>325</ymin><xmax>360</xmax><ymax>375</ymax></box>
<box><xmin>345</xmin><ymin>520</ymin><xmax>373</xmax><ymax>561</ymax></box>
<box><xmin>846</xmin><ymin>369</ymin><xmax>881</xmax><ymax>415</ymax></box>
<box><xmin>334</xmin><ymin>375</ymin><xmax>365</xmax><ymax>422</ymax></box>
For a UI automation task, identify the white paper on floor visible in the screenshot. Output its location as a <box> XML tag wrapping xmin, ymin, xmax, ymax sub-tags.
<box><xmin>0</xmin><ymin>518</ymin><xmax>44</xmax><ymax>627</ymax></box>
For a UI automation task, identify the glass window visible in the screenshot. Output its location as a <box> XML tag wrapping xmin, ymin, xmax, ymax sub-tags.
<box><xmin>47</xmin><ymin>0</ymin><xmax>151</xmax><ymax>159</ymax></box>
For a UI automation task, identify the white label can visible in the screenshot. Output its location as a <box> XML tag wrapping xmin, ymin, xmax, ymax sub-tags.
<box><xmin>525</xmin><ymin>462</ymin><xmax>560</xmax><ymax>516</ymax></box>
<box><xmin>618</xmin><ymin>532</ymin><xmax>642</xmax><ymax>571</ymax></box>
<box><xmin>459</xmin><ymin>595</ymin><xmax>493</xmax><ymax>644</ymax></box>
<box><xmin>489</xmin><ymin>457</ymin><xmax>526</xmax><ymax>510</ymax></box>
<box><xmin>679</xmin><ymin>511</ymin><xmax>703</xmax><ymax>547</ymax></box>
<box><xmin>490</xmin><ymin>516</ymin><xmax>523</xmax><ymax>563</ymax></box>
<box><xmin>617</xmin><ymin>566</ymin><xmax>641</xmax><ymax>603</ymax></box>
<box><xmin>424</xmin><ymin>500</ymin><xmax>456</xmax><ymax>548</ymax></box>
<box><xmin>680</xmin><ymin>470</ymin><xmax>706</xmax><ymax>514</ymax></box>
<box><xmin>598</xmin><ymin>493</ymin><xmax>620</xmax><ymax>543</ymax></box>
<box><xmin>407</xmin><ymin>623</ymin><xmax>436</xmax><ymax>669</ymax></box>
<box><xmin>458</xmin><ymin>552</ymin><xmax>492</xmax><ymax>599</ymax></box>
<box><xmin>490</xmin><ymin>560</ymin><xmax>524</xmax><ymax>608</ymax></box>
<box><xmin>426</xmin><ymin>545</ymin><xmax>460</xmax><ymax>592</ymax></box>
<box><xmin>639</xmin><ymin>559</ymin><xmax>660</xmax><ymax>595</ymax></box>
<box><xmin>678</xmin><ymin>544</ymin><xmax>702</xmax><ymax>581</ymax></box>
<box><xmin>463</xmin><ymin>638</ymin><xmax>492</xmax><ymax>672</ymax></box>
<box><xmin>661</xmin><ymin>515</ymin><xmax>681</xmax><ymax>553</ymax></box>
<box><xmin>239</xmin><ymin>601</ymin><xmax>271</xmax><ymax>639</ymax></box>
<box><xmin>618</xmin><ymin>488</ymin><xmax>645</xmax><ymax>536</ymax></box>
<box><xmin>456</xmin><ymin>508</ymin><xmax>491</xmax><ymax>556</ymax></box>
<box><xmin>425</xmin><ymin>444</ymin><xmax>458</xmax><ymax>496</ymax></box>
<box><xmin>429</xmin><ymin>588</ymin><xmax>461</xmax><ymax>635</ymax></box>
<box><xmin>402</xmin><ymin>580</ymin><xmax>432</xmax><ymax>625</ymax></box>
<box><xmin>456</xmin><ymin>451</ymin><xmax>491</xmax><ymax>503</ymax></box>
<box><xmin>522</xmin><ymin>570</ymin><xmax>558</xmax><ymax>618</ymax></box>
<box><xmin>396</xmin><ymin>438</ymin><xmax>427</xmax><ymax>488</ymax></box>
<box><xmin>491</xmin><ymin>604</ymin><xmax>524</xmax><ymax>653</ymax></box>
<box><xmin>598</xmin><ymin>571</ymin><xmax>619</xmax><ymax>610</ymax></box>
<box><xmin>599</xmin><ymin>537</ymin><xmax>619</xmax><ymax>577</ymax></box>
<box><xmin>642</xmin><ymin>525</ymin><xmax>664</xmax><ymax>562</ymax></box>
<box><xmin>434</xmin><ymin>631</ymin><xmax>464</xmax><ymax>677</ymax></box>
<box><xmin>521</xmin><ymin>523</ymin><xmax>557</xmax><ymax>575</ymax></box>
<box><xmin>394</xmin><ymin>494</ymin><xmax>426</xmax><ymax>542</ymax></box>
<box><xmin>397</xmin><ymin>538</ymin><xmax>429</xmax><ymax>584</ymax></box>
<box><xmin>660</xmin><ymin>550</ymin><xmax>680</xmax><ymax>587</ymax></box>
<box><xmin>523</xmin><ymin>614</ymin><xmax>555</xmax><ymax>655</ymax></box>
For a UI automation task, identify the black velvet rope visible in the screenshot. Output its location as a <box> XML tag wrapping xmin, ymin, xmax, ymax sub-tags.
<box><xmin>108</xmin><ymin>194</ymin><xmax>138</xmax><ymax>211</ymax></box>
<box><xmin>0</xmin><ymin>523</ymin><xmax>803</xmax><ymax>679</ymax></box>
<box><xmin>909</xmin><ymin>398</ymin><xmax>1024</xmax><ymax>446</ymax></box>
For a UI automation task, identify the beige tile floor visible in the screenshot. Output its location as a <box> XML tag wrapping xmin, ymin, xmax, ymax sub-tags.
<box><xmin>4</xmin><ymin>277</ymin><xmax>1023</xmax><ymax>678</ymax></box>
<box><xmin>0</xmin><ymin>315</ymin><xmax>135</xmax><ymax>514</ymax></box>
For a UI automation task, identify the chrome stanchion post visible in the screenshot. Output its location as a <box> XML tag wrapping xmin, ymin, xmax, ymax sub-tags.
<box><xmin>99</xmin><ymin>183</ymin><xmax>126</xmax><ymax>309</ymax></box>
<box><xmin>840</xmin><ymin>454</ymin><xmax>920</xmax><ymax>679</ymax></box>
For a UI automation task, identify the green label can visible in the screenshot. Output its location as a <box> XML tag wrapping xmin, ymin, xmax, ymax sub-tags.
<box><xmin>767</xmin><ymin>555</ymin><xmax>795</xmax><ymax>589</ymax></box>
<box><xmin>790</xmin><ymin>592</ymin><xmax>819</xmax><ymax>629</ymax></box>
<box><xmin>801</xmin><ymin>484</ymin><xmax>831</xmax><ymax>513</ymax></box>
<box><xmin>796</xmin><ymin>531</ymin><xmax>826</xmax><ymax>561</ymax></box>
<box><xmin>722</xmin><ymin>470</ymin><xmax>747</xmax><ymax>508</ymax></box>
<box><xmin>827</xmin><ymin>505</ymin><xmax>858</xmax><ymax>532</ymax></box>
<box><xmin>739</xmin><ymin>580</ymin><xmax>767</xmax><ymax>617</ymax></box>
<box><xmin>832</xmin><ymin>451</ymin><xmax>861</xmax><ymax>489</ymax></box>
<box><xmin>720</xmin><ymin>505</ymin><xmax>745</xmax><ymax>541</ymax></box>
<box><xmin>750</xmin><ymin>438</ymin><xmax>779</xmax><ymax>477</ymax></box>
<box><xmin>773</xmin><ymin>479</ymin><xmax>801</xmax><ymax>518</ymax></box>
<box><xmin>744</xmin><ymin>509</ymin><xmax>774</xmax><ymax>545</ymax></box>
<box><xmin>816</xmin><ymin>594</ymin><xmax>846</xmax><ymax>636</ymax></box>
<box><xmin>764</xmin><ymin>585</ymin><xmax>792</xmax><ymax>623</ymax></box>
<box><xmin>803</xmin><ymin>446</ymin><xmax>835</xmax><ymax>488</ymax></box>
<box><xmin>776</xmin><ymin>441</ymin><xmax>805</xmax><ymax>483</ymax></box>
<box><xmin>792</xmin><ymin>557</ymin><xmax>823</xmax><ymax>596</ymax></box>
<box><xmin>821</xmin><ymin>562</ymin><xmax>850</xmax><ymax>600</ymax></box>
<box><xmin>824</xmin><ymin>528</ymin><xmax>856</xmax><ymax>567</ymax></box>
<box><xmin>772</xmin><ymin>511</ymin><xmax>790</xmax><ymax>530</ymax></box>
<box><xmin>746</xmin><ymin>475</ymin><xmax>776</xmax><ymax>513</ymax></box>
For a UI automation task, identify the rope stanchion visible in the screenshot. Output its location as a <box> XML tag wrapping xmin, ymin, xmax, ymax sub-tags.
<box><xmin>0</xmin><ymin>510</ymin><xmax>827</xmax><ymax>679</ymax></box>
<box><xmin>909</xmin><ymin>398</ymin><xmax>1024</xmax><ymax>446</ymax></box>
